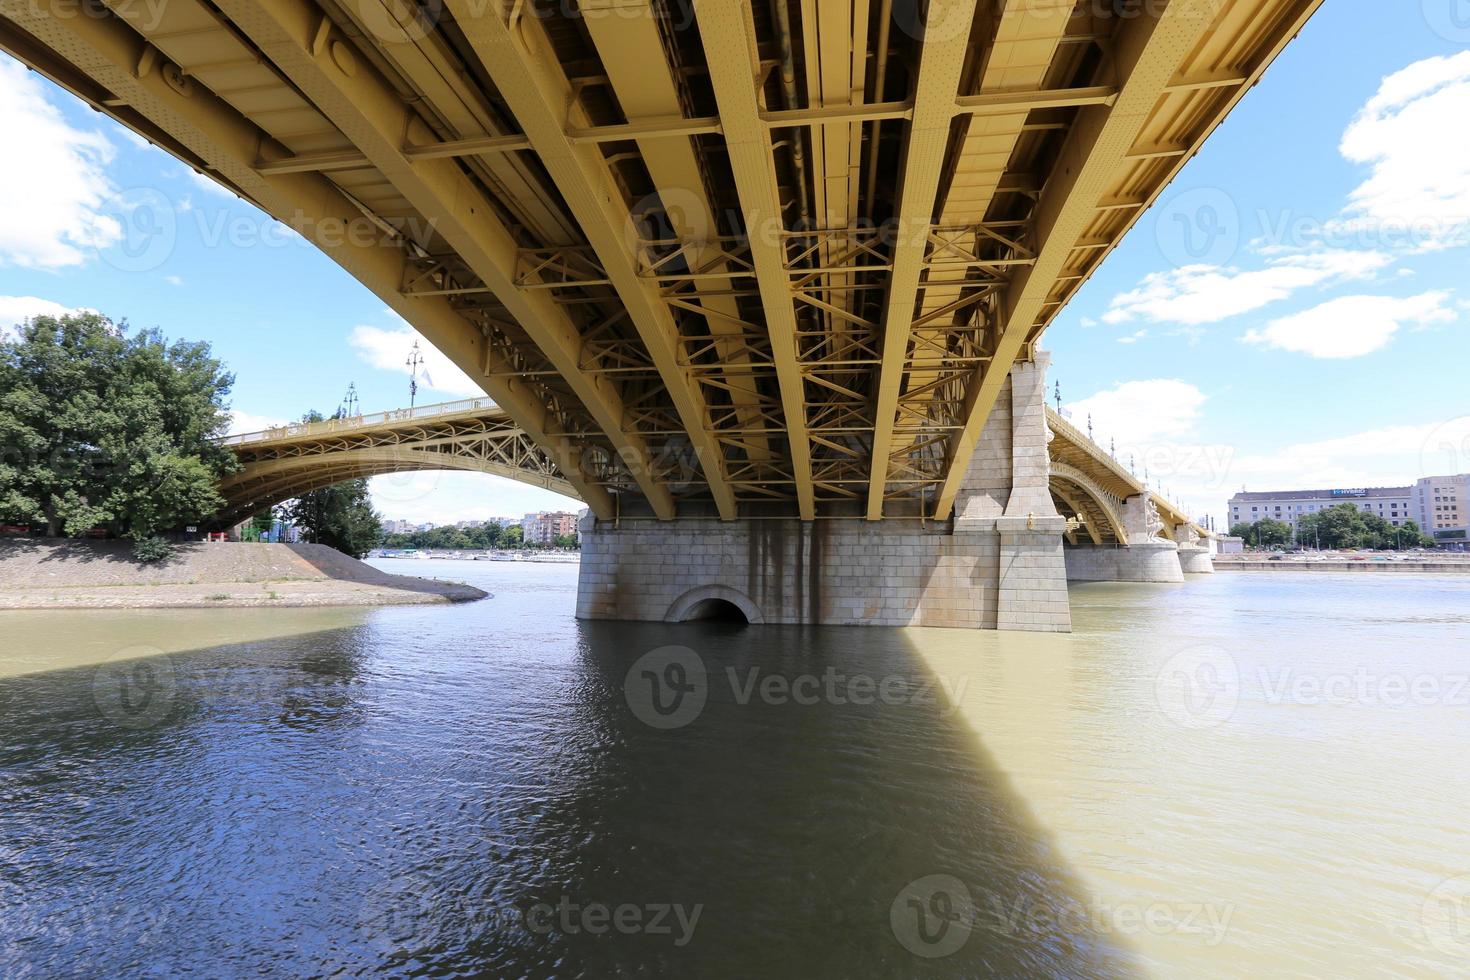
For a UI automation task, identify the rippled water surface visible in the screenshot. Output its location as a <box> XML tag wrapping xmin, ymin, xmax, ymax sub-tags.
<box><xmin>4</xmin><ymin>562</ymin><xmax>1470</xmax><ymax>977</ymax></box>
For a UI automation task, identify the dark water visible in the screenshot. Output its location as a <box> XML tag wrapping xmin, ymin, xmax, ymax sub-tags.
<box><xmin>4</xmin><ymin>562</ymin><xmax>1470</xmax><ymax>977</ymax></box>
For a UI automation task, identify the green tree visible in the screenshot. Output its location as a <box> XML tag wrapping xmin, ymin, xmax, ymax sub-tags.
<box><xmin>1253</xmin><ymin>518</ymin><xmax>1292</xmax><ymax>548</ymax></box>
<box><xmin>279</xmin><ymin>411</ymin><xmax>381</xmax><ymax>557</ymax></box>
<box><xmin>500</xmin><ymin>524</ymin><xmax>523</xmax><ymax>548</ymax></box>
<box><xmin>1399</xmin><ymin>520</ymin><xmax>1435</xmax><ymax>549</ymax></box>
<box><xmin>1228</xmin><ymin>522</ymin><xmax>1254</xmax><ymax>540</ymax></box>
<box><xmin>0</xmin><ymin>312</ymin><xmax>237</xmax><ymax>554</ymax></box>
<box><xmin>553</xmin><ymin>533</ymin><xmax>579</xmax><ymax>550</ymax></box>
<box><xmin>284</xmin><ymin>479</ymin><xmax>381</xmax><ymax>558</ymax></box>
<box><xmin>1298</xmin><ymin>503</ymin><xmax>1367</xmax><ymax>550</ymax></box>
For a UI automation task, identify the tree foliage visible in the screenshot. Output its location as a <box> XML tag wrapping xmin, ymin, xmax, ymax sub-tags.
<box><xmin>278</xmin><ymin>411</ymin><xmax>382</xmax><ymax>558</ymax></box>
<box><xmin>1296</xmin><ymin>504</ymin><xmax>1433</xmax><ymax>550</ymax></box>
<box><xmin>380</xmin><ymin>520</ymin><xmax>577</xmax><ymax>551</ymax></box>
<box><xmin>0</xmin><ymin>313</ymin><xmax>237</xmax><ymax>545</ymax></box>
<box><xmin>1230</xmin><ymin>506</ymin><xmax>1434</xmax><ymax>550</ymax></box>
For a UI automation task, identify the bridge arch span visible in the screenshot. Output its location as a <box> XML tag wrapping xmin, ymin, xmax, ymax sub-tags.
<box><xmin>665</xmin><ymin>586</ymin><xmax>763</xmax><ymax>625</ymax></box>
<box><xmin>216</xmin><ymin>447</ymin><xmax>582</xmax><ymax>527</ymax></box>
<box><xmin>1049</xmin><ymin>463</ymin><xmax>1129</xmax><ymax>546</ymax></box>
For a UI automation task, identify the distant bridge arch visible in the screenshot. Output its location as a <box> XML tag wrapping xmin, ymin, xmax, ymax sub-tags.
<box><xmin>215</xmin><ymin>400</ymin><xmax>581</xmax><ymax>526</ymax></box>
<box><xmin>1049</xmin><ymin>462</ymin><xmax>1129</xmax><ymax>546</ymax></box>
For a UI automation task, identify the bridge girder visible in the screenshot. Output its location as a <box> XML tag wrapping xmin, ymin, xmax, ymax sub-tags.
<box><xmin>0</xmin><ymin>0</ymin><xmax>1321</xmax><ymax>523</ymax></box>
<box><xmin>0</xmin><ymin>0</ymin><xmax>622</xmax><ymax>519</ymax></box>
<box><xmin>934</xmin><ymin>0</ymin><xmax>1325</xmax><ymax>519</ymax></box>
<box><xmin>208</xmin><ymin>0</ymin><xmax>678</xmax><ymax>519</ymax></box>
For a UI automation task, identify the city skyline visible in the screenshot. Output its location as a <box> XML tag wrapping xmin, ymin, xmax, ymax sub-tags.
<box><xmin>2</xmin><ymin>0</ymin><xmax>1468</xmax><ymax>527</ymax></box>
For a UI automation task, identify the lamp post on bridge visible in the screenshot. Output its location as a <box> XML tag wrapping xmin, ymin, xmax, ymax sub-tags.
<box><xmin>340</xmin><ymin>382</ymin><xmax>359</xmax><ymax>420</ymax></box>
<box><xmin>406</xmin><ymin>341</ymin><xmax>424</xmax><ymax>410</ymax></box>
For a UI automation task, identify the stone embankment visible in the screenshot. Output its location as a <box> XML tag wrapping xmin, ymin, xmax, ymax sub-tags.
<box><xmin>1214</xmin><ymin>556</ymin><xmax>1470</xmax><ymax>573</ymax></box>
<box><xmin>0</xmin><ymin>540</ymin><xmax>487</xmax><ymax>608</ymax></box>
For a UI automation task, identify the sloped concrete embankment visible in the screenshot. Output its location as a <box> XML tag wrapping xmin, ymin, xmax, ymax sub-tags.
<box><xmin>0</xmin><ymin>540</ymin><xmax>487</xmax><ymax>608</ymax></box>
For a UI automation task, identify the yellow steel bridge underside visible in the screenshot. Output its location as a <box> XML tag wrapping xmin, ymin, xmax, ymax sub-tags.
<box><xmin>216</xmin><ymin>397</ymin><xmax>1202</xmax><ymax>543</ymax></box>
<box><xmin>1</xmin><ymin>0</ymin><xmax>1321</xmax><ymax>522</ymax></box>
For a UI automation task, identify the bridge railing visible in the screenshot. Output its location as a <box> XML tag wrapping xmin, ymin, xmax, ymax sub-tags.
<box><xmin>219</xmin><ymin>397</ymin><xmax>500</xmax><ymax>446</ymax></box>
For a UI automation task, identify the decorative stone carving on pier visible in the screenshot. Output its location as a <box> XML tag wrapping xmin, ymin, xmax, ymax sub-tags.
<box><xmin>1143</xmin><ymin>496</ymin><xmax>1166</xmax><ymax>542</ymax></box>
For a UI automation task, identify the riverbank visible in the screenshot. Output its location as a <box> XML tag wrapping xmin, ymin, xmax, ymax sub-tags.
<box><xmin>0</xmin><ymin>540</ymin><xmax>488</xmax><ymax>608</ymax></box>
<box><xmin>1215</xmin><ymin>556</ymin><xmax>1470</xmax><ymax>572</ymax></box>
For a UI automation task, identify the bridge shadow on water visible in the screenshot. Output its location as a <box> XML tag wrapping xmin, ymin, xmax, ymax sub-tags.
<box><xmin>458</xmin><ymin>619</ymin><xmax>1142</xmax><ymax>978</ymax></box>
<box><xmin>0</xmin><ymin>603</ymin><xmax>1141</xmax><ymax>977</ymax></box>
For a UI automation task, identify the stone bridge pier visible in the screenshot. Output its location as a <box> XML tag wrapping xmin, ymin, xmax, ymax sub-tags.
<box><xmin>1062</xmin><ymin>504</ymin><xmax>1215</xmax><ymax>582</ymax></box>
<box><xmin>576</xmin><ymin>355</ymin><xmax>1072</xmax><ymax>632</ymax></box>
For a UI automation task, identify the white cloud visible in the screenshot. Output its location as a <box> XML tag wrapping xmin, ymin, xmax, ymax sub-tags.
<box><xmin>349</xmin><ymin>324</ymin><xmax>483</xmax><ymax>399</ymax></box>
<box><xmin>1243</xmin><ymin>290</ymin><xmax>1455</xmax><ymax>358</ymax></box>
<box><xmin>369</xmin><ymin>471</ymin><xmax>580</xmax><ymax>524</ymax></box>
<box><xmin>0</xmin><ymin>60</ymin><xmax>122</xmax><ymax>268</ymax></box>
<box><xmin>1224</xmin><ymin>416</ymin><xmax>1470</xmax><ymax>497</ymax></box>
<box><xmin>226</xmin><ymin>410</ymin><xmax>290</xmax><ymax>435</ymax></box>
<box><xmin>164</xmin><ymin>275</ymin><xmax>184</xmax><ymax>286</ymax></box>
<box><xmin>1116</xmin><ymin>329</ymin><xmax>1147</xmax><ymax>344</ymax></box>
<box><xmin>0</xmin><ymin>294</ymin><xmax>87</xmax><ymax>330</ymax></box>
<box><xmin>1102</xmin><ymin>249</ymin><xmax>1392</xmax><ymax>326</ymax></box>
<box><xmin>1067</xmin><ymin>379</ymin><xmax>1207</xmax><ymax>445</ymax></box>
<box><xmin>1337</xmin><ymin>52</ymin><xmax>1470</xmax><ymax>249</ymax></box>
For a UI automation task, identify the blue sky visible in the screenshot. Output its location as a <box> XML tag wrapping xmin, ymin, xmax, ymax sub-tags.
<box><xmin>2</xmin><ymin>0</ymin><xmax>1468</xmax><ymax>526</ymax></box>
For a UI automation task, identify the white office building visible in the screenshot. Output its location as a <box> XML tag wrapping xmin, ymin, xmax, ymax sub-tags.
<box><xmin>1228</xmin><ymin>486</ymin><xmax>1415</xmax><ymax>531</ymax></box>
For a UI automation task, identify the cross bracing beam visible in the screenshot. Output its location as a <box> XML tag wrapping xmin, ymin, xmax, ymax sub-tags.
<box><xmin>0</xmin><ymin>0</ymin><xmax>623</xmax><ymax>519</ymax></box>
<box><xmin>931</xmin><ymin>0</ymin><xmax>1325</xmax><ymax>519</ymax></box>
<box><xmin>441</xmin><ymin>0</ymin><xmax>739</xmax><ymax>521</ymax></box>
<box><xmin>201</xmin><ymin>0</ymin><xmax>678</xmax><ymax>519</ymax></box>
<box><xmin>690</xmin><ymin>0</ymin><xmax>817</xmax><ymax>520</ymax></box>
<box><xmin>864</xmin><ymin>0</ymin><xmax>980</xmax><ymax>520</ymax></box>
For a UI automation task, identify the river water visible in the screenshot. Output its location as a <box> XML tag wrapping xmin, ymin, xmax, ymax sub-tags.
<box><xmin>2</xmin><ymin>561</ymin><xmax>1469</xmax><ymax>977</ymax></box>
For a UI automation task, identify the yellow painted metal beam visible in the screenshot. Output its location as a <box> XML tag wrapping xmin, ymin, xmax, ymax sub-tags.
<box><xmin>0</xmin><ymin>0</ymin><xmax>619</xmax><ymax>520</ymax></box>
<box><xmin>444</xmin><ymin>1</ymin><xmax>739</xmax><ymax>521</ymax></box>
<box><xmin>693</xmin><ymin>0</ymin><xmax>816</xmax><ymax>520</ymax></box>
<box><xmin>863</xmin><ymin>0</ymin><xmax>979</xmax><ymax>519</ymax></box>
<box><xmin>578</xmin><ymin>0</ymin><xmax>772</xmax><ymax>466</ymax></box>
<box><xmin>932</xmin><ymin>0</ymin><xmax>1241</xmax><ymax>520</ymax></box>
<box><xmin>208</xmin><ymin>0</ymin><xmax>676</xmax><ymax>519</ymax></box>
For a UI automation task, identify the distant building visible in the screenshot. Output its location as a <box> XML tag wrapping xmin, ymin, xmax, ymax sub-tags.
<box><xmin>1228</xmin><ymin>486</ymin><xmax>1414</xmax><ymax>532</ymax></box>
<box><xmin>1414</xmin><ymin>474</ymin><xmax>1469</xmax><ymax>543</ymax></box>
<box><xmin>1229</xmin><ymin>475</ymin><xmax>1470</xmax><ymax>545</ymax></box>
<box><xmin>520</xmin><ymin>510</ymin><xmax>579</xmax><ymax>545</ymax></box>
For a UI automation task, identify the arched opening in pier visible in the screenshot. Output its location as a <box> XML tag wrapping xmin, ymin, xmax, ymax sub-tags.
<box><xmin>665</xmin><ymin>586</ymin><xmax>763</xmax><ymax>625</ymax></box>
<box><xmin>680</xmin><ymin>598</ymin><xmax>750</xmax><ymax>624</ymax></box>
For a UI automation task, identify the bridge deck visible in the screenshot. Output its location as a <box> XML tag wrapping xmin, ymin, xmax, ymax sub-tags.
<box><xmin>4</xmin><ymin>0</ymin><xmax>1319</xmax><ymax>521</ymax></box>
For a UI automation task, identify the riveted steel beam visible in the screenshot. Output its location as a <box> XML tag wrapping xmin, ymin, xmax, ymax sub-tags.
<box><xmin>444</xmin><ymin>0</ymin><xmax>739</xmax><ymax>520</ymax></box>
<box><xmin>933</xmin><ymin>0</ymin><xmax>1324</xmax><ymax>519</ymax></box>
<box><xmin>864</xmin><ymin>0</ymin><xmax>979</xmax><ymax>520</ymax></box>
<box><xmin>0</xmin><ymin>0</ymin><xmax>617</xmax><ymax>518</ymax></box>
<box><xmin>212</xmin><ymin>0</ymin><xmax>677</xmax><ymax>519</ymax></box>
<box><xmin>694</xmin><ymin>0</ymin><xmax>821</xmax><ymax>519</ymax></box>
